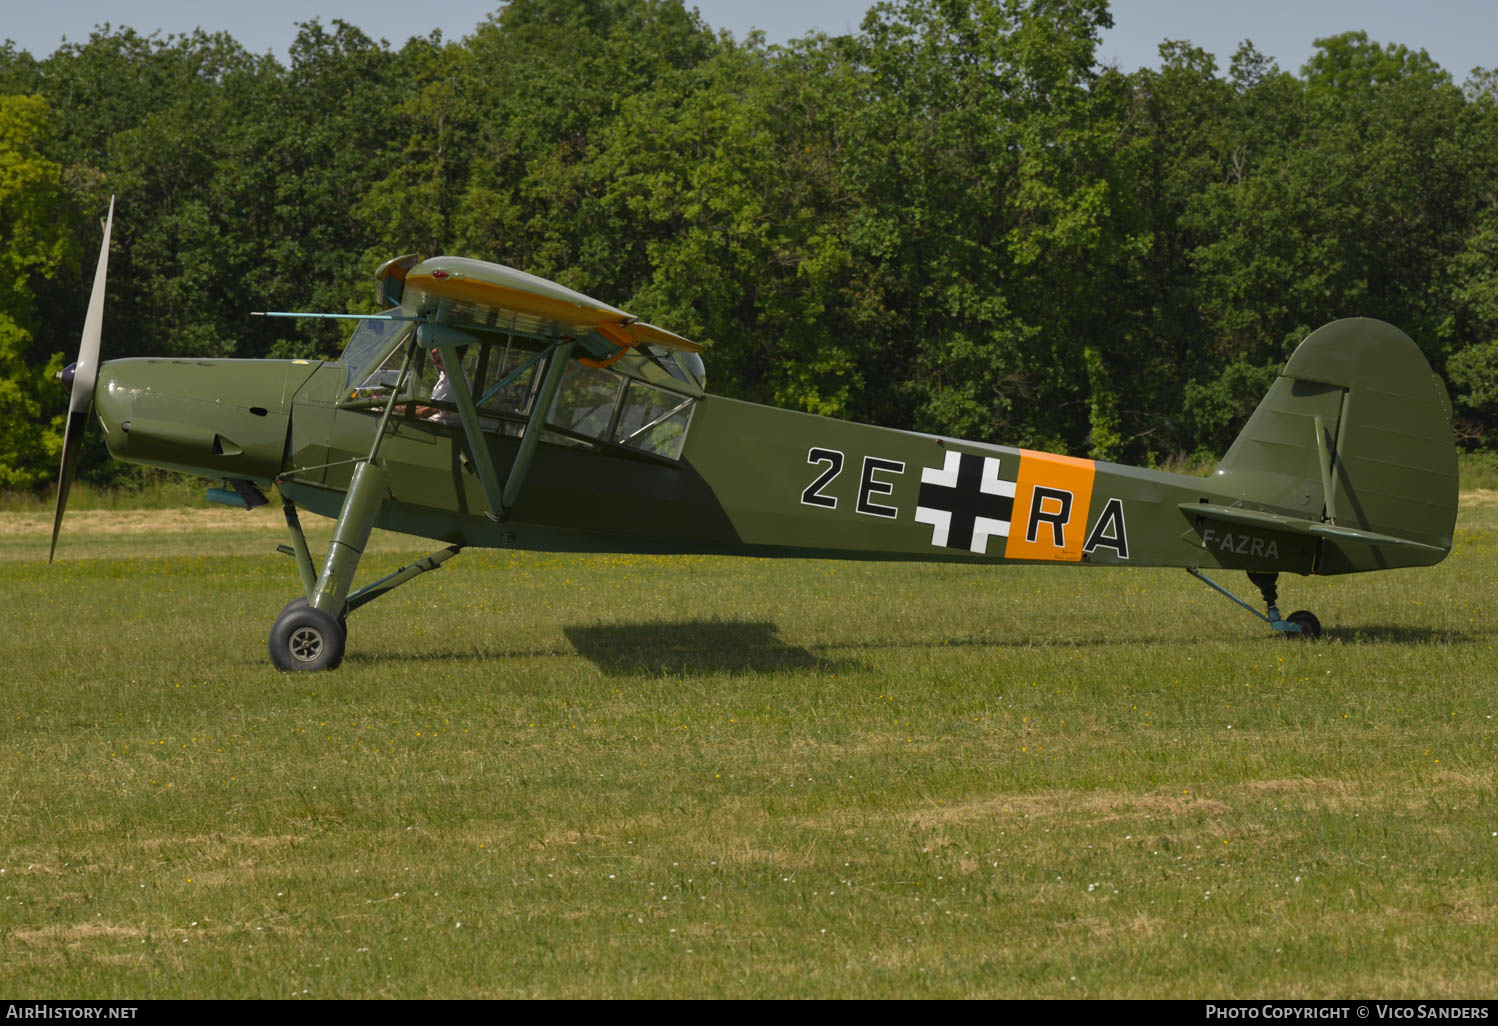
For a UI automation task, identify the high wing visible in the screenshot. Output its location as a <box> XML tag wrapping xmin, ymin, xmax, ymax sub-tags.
<box><xmin>380</xmin><ymin>255</ymin><xmax>705</xmax><ymax>369</ymax></box>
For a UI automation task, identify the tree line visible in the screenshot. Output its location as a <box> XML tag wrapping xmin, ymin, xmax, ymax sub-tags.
<box><xmin>2</xmin><ymin>0</ymin><xmax>1496</xmax><ymax>489</ymax></box>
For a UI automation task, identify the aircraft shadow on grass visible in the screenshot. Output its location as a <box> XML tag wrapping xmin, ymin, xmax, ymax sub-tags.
<box><xmin>337</xmin><ymin>619</ymin><xmax>856</xmax><ymax>674</ymax></box>
<box><xmin>563</xmin><ymin>619</ymin><xmax>861</xmax><ymax>678</ymax></box>
<box><xmin>336</xmin><ymin>619</ymin><xmax>1474</xmax><ymax>671</ymax></box>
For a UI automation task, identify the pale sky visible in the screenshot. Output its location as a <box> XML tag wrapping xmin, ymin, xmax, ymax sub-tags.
<box><xmin>4</xmin><ymin>0</ymin><xmax>1495</xmax><ymax>79</ymax></box>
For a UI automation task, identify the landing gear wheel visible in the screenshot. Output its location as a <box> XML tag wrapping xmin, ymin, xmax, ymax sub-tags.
<box><xmin>269</xmin><ymin>604</ymin><xmax>346</xmax><ymax>671</ymax></box>
<box><xmin>1285</xmin><ymin>610</ymin><xmax>1321</xmax><ymax>639</ymax></box>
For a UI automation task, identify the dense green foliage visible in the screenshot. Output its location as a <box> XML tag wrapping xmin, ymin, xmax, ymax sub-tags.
<box><xmin>3</xmin><ymin>0</ymin><xmax>1497</xmax><ymax>485</ymax></box>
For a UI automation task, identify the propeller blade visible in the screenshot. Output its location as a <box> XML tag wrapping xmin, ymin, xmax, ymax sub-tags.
<box><xmin>49</xmin><ymin>197</ymin><xmax>114</xmax><ymax>563</ymax></box>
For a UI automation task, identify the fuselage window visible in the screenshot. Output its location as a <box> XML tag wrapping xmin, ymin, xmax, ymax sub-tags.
<box><xmin>613</xmin><ymin>381</ymin><xmax>694</xmax><ymax>460</ymax></box>
<box><xmin>389</xmin><ymin>336</ymin><xmax>543</xmax><ymax>434</ymax></box>
<box><xmin>408</xmin><ymin>345</ymin><xmax>481</xmax><ymax>425</ymax></box>
<box><xmin>476</xmin><ymin>338</ymin><xmax>541</xmax><ymax>417</ymax></box>
<box><xmin>549</xmin><ymin>361</ymin><xmax>623</xmax><ymax>439</ymax></box>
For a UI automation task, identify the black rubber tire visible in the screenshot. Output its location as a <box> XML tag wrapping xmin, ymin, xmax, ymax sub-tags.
<box><xmin>1286</xmin><ymin>610</ymin><xmax>1322</xmax><ymax>639</ymax></box>
<box><xmin>278</xmin><ymin>596</ymin><xmax>347</xmax><ymax>634</ymax></box>
<box><xmin>269</xmin><ymin>604</ymin><xmax>346</xmax><ymax>671</ymax></box>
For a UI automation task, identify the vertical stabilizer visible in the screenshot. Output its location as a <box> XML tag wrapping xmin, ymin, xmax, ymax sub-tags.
<box><xmin>1211</xmin><ymin>318</ymin><xmax>1456</xmax><ymax>573</ymax></box>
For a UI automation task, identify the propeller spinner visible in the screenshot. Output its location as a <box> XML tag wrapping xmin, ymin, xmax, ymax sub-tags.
<box><xmin>49</xmin><ymin>197</ymin><xmax>114</xmax><ymax>563</ymax></box>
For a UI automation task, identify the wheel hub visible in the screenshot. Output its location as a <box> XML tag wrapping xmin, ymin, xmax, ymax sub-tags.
<box><xmin>288</xmin><ymin>626</ymin><xmax>325</xmax><ymax>662</ymax></box>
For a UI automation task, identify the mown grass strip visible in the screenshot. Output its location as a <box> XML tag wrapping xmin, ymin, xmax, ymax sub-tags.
<box><xmin>1</xmin><ymin>502</ymin><xmax>1495</xmax><ymax>997</ymax></box>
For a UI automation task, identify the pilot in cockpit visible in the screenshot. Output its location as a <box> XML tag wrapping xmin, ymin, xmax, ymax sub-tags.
<box><xmin>415</xmin><ymin>346</ymin><xmax>468</xmax><ymax>424</ymax></box>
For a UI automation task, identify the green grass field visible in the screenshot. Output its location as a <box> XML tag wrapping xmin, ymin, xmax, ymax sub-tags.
<box><xmin>2</xmin><ymin>495</ymin><xmax>1496</xmax><ymax>998</ymax></box>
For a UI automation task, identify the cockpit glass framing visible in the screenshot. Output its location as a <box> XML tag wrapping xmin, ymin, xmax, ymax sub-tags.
<box><xmin>549</xmin><ymin>361</ymin><xmax>624</xmax><ymax>439</ymax></box>
<box><xmin>613</xmin><ymin>380</ymin><xmax>694</xmax><ymax>460</ymax></box>
<box><xmin>346</xmin><ymin>326</ymin><xmax>699</xmax><ymax>461</ymax></box>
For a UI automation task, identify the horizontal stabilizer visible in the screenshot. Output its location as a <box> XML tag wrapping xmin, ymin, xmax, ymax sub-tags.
<box><xmin>1181</xmin><ymin>502</ymin><xmax>1446</xmax><ymax>553</ymax></box>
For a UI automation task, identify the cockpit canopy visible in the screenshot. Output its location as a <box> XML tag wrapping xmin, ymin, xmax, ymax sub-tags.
<box><xmin>339</xmin><ymin>314</ymin><xmax>703</xmax><ymax>461</ymax></box>
<box><xmin>343</xmin><ymin>255</ymin><xmax>711</xmax><ymax>461</ymax></box>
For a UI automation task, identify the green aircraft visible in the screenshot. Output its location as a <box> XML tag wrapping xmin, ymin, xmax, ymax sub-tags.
<box><xmin>50</xmin><ymin>202</ymin><xmax>1458</xmax><ymax>670</ymax></box>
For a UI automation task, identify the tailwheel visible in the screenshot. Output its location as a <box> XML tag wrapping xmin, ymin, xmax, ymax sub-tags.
<box><xmin>1187</xmin><ymin>569</ymin><xmax>1325</xmax><ymax>640</ymax></box>
<box><xmin>269</xmin><ymin>602</ymin><xmax>346</xmax><ymax>671</ymax></box>
<box><xmin>1285</xmin><ymin>610</ymin><xmax>1322</xmax><ymax>639</ymax></box>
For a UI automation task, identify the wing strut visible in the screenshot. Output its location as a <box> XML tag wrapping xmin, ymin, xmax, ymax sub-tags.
<box><xmin>425</xmin><ymin>328</ymin><xmax>577</xmax><ymax>521</ymax></box>
<box><xmin>422</xmin><ymin>324</ymin><xmax>507</xmax><ymax>520</ymax></box>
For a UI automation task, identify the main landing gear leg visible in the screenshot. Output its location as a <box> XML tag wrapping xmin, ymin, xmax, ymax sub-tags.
<box><xmin>1186</xmin><ymin>568</ymin><xmax>1322</xmax><ymax>638</ymax></box>
<box><xmin>268</xmin><ymin>461</ymin><xmax>388</xmax><ymax>672</ymax></box>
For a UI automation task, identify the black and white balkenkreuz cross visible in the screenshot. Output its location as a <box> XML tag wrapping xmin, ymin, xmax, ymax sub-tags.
<box><xmin>914</xmin><ymin>451</ymin><xmax>1016</xmax><ymax>554</ymax></box>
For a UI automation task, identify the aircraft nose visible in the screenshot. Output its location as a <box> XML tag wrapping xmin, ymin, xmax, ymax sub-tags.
<box><xmin>58</xmin><ymin>362</ymin><xmax>77</xmax><ymax>391</ymax></box>
<box><xmin>93</xmin><ymin>361</ymin><xmax>136</xmax><ymax>456</ymax></box>
<box><xmin>91</xmin><ymin>357</ymin><xmax>303</xmax><ymax>482</ymax></box>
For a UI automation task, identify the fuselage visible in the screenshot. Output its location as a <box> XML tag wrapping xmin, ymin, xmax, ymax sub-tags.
<box><xmin>92</xmin><ymin>347</ymin><xmax>1443</xmax><ymax>577</ymax></box>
